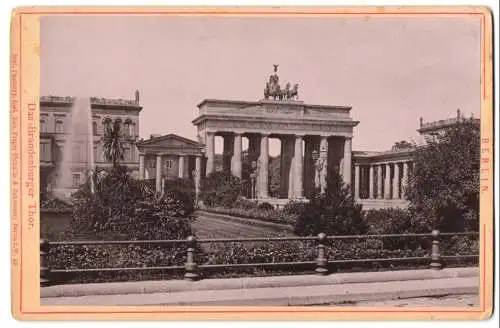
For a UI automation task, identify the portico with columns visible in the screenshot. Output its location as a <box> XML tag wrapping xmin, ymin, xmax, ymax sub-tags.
<box><xmin>135</xmin><ymin>134</ymin><xmax>205</xmax><ymax>200</ymax></box>
<box><xmin>192</xmin><ymin>98</ymin><xmax>359</xmax><ymax>202</ymax></box>
<box><xmin>352</xmin><ymin>149</ymin><xmax>413</xmax><ymax>209</ymax></box>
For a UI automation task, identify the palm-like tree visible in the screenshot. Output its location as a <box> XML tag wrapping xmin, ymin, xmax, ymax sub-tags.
<box><xmin>102</xmin><ymin>118</ymin><xmax>124</xmax><ymax>168</ymax></box>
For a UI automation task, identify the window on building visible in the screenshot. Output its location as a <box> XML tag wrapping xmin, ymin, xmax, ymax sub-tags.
<box><xmin>92</xmin><ymin>121</ymin><xmax>98</xmax><ymax>135</ymax></box>
<box><xmin>40</xmin><ymin>143</ymin><xmax>49</xmax><ymax>161</ymax></box>
<box><xmin>93</xmin><ymin>146</ymin><xmax>98</xmax><ymax>162</ymax></box>
<box><xmin>165</xmin><ymin>160</ymin><xmax>173</xmax><ymax>169</ymax></box>
<box><xmin>129</xmin><ymin>123</ymin><xmax>135</xmax><ymax>137</ymax></box>
<box><xmin>55</xmin><ymin>120</ymin><xmax>64</xmax><ymax>133</ymax></box>
<box><xmin>72</xmin><ymin>174</ymin><xmax>80</xmax><ymax>188</ymax></box>
<box><xmin>123</xmin><ymin>123</ymin><xmax>130</xmax><ymax>137</ymax></box>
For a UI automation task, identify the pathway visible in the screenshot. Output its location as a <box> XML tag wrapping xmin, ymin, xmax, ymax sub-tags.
<box><xmin>192</xmin><ymin>211</ymin><xmax>294</xmax><ymax>239</ymax></box>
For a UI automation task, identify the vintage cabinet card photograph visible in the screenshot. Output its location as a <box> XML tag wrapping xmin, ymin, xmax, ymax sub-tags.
<box><xmin>10</xmin><ymin>6</ymin><xmax>493</xmax><ymax>321</ymax></box>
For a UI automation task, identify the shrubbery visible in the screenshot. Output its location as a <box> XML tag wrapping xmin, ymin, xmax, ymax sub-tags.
<box><xmin>40</xmin><ymin>198</ymin><xmax>73</xmax><ymax>212</ymax></box>
<box><xmin>293</xmin><ymin>173</ymin><xmax>367</xmax><ymax>236</ymax></box>
<box><xmin>406</xmin><ymin>117</ymin><xmax>480</xmax><ymax>232</ymax></box>
<box><xmin>257</xmin><ymin>202</ymin><xmax>274</xmax><ymax>211</ymax></box>
<box><xmin>47</xmin><ymin>165</ymin><xmax>197</xmax><ymax>284</ymax></box>
<box><xmin>200</xmin><ymin>171</ymin><xmax>242</xmax><ymax>207</ymax></box>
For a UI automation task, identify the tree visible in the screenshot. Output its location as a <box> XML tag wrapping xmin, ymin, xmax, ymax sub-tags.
<box><xmin>200</xmin><ymin>171</ymin><xmax>243</xmax><ymax>207</ymax></box>
<box><xmin>406</xmin><ymin>118</ymin><xmax>480</xmax><ymax>232</ymax></box>
<box><xmin>293</xmin><ymin>171</ymin><xmax>367</xmax><ymax>236</ymax></box>
<box><xmin>102</xmin><ymin>119</ymin><xmax>124</xmax><ymax>168</ymax></box>
<box><xmin>71</xmin><ymin>166</ymin><xmax>194</xmax><ymax>239</ymax></box>
<box><xmin>268</xmin><ymin>155</ymin><xmax>281</xmax><ymax>198</ymax></box>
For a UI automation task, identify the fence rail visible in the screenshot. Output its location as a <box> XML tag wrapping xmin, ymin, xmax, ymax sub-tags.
<box><xmin>40</xmin><ymin>230</ymin><xmax>479</xmax><ymax>287</ymax></box>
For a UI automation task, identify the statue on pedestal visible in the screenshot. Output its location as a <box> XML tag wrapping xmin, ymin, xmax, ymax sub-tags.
<box><xmin>263</xmin><ymin>65</ymin><xmax>299</xmax><ymax>101</ymax></box>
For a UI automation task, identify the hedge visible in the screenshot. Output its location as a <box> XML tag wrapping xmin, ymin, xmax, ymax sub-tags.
<box><xmin>46</xmin><ymin>232</ymin><xmax>479</xmax><ymax>284</ymax></box>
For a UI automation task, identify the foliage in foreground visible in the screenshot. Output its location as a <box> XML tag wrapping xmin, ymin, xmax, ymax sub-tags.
<box><xmin>293</xmin><ymin>172</ymin><xmax>367</xmax><ymax>236</ymax></box>
<box><xmin>71</xmin><ymin>165</ymin><xmax>195</xmax><ymax>239</ymax></box>
<box><xmin>200</xmin><ymin>171</ymin><xmax>243</xmax><ymax>207</ymax></box>
<box><xmin>406</xmin><ymin>117</ymin><xmax>480</xmax><ymax>232</ymax></box>
<box><xmin>48</xmin><ymin>165</ymin><xmax>198</xmax><ymax>284</ymax></box>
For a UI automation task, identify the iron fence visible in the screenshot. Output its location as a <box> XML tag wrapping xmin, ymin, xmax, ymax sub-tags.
<box><xmin>40</xmin><ymin>230</ymin><xmax>479</xmax><ymax>287</ymax></box>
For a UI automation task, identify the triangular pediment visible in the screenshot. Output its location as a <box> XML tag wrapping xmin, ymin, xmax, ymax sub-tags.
<box><xmin>137</xmin><ymin>134</ymin><xmax>203</xmax><ymax>149</ymax></box>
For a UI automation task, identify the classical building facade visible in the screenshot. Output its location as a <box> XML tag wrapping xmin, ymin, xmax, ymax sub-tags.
<box><xmin>40</xmin><ymin>69</ymin><xmax>477</xmax><ymax>211</ymax></box>
<box><xmin>135</xmin><ymin>134</ymin><xmax>204</xmax><ymax>195</ymax></box>
<box><xmin>40</xmin><ymin>92</ymin><xmax>142</xmax><ymax>199</ymax></box>
<box><xmin>350</xmin><ymin>109</ymin><xmax>479</xmax><ymax>209</ymax></box>
<box><xmin>192</xmin><ymin>67</ymin><xmax>359</xmax><ymax>203</ymax></box>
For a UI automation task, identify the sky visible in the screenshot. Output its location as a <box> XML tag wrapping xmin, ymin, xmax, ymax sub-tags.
<box><xmin>40</xmin><ymin>15</ymin><xmax>481</xmax><ymax>154</ymax></box>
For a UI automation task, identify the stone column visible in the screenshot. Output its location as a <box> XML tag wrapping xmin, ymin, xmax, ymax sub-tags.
<box><xmin>304</xmin><ymin>137</ymin><xmax>315</xmax><ymax>198</ymax></box>
<box><xmin>280</xmin><ymin>136</ymin><xmax>294</xmax><ymax>199</ymax></box>
<box><xmin>393</xmin><ymin>163</ymin><xmax>400</xmax><ymax>199</ymax></box>
<box><xmin>319</xmin><ymin>136</ymin><xmax>328</xmax><ymax>193</ymax></box>
<box><xmin>384</xmin><ymin>163</ymin><xmax>391</xmax><ymax>199</ymax></box>
<box><xmin>354</xmin><ymin>164</ymin><xmax>360</xmax><ymax>200</ymax></box>
<box><xmin>222</xmin><ymin>134</ymin><xmax>234</xmax><ymax>172</ymax></box>
<box><xmin>194</xmin><ymin>155</ymin><xmax>201</xmax><ymax>204</ymax></box>
<box><xmin>294</xmin><ymin>135</ymin><xmax>304</xmax><ymax>198</ymax></box>
<box><xmin>259</xmin><ymin>133</ymin><xmax>269</xmax><ymax>199</ymax></box>
<box><xmin>178</xmin><ymin>155</ymin><xmax>185</xmax><ymax>178</ymax></box>
<box><xmin>139</xmin><ymin>153</ymin><xmax>145</xmax><ymax>180</ymax></box>
<box><xmin>342</xmin><ymin>137</ymin><xmax>352</xmax><ymax>187</ymax></box>
<box><xmin>156</xmin><ymin>154</ymin><xmax>162</xmax><ymax>192</ymax></box>
<box><xmin>377</xmin><ymin>164</ymin><xmax>383</xmax><ymax>199</ymax></box>
<box><xmin>205</xmin><ymin>132</ymin><xmax>215</xmax><ymax>176</ymax></box>
<box><xmin>369</xmin><ymin>165</ymin><xmax>374</xmax><ymax>199</ymax></box>
<box><xmin>231</xmin><ymin>132</ymin><xmax>242</xmax><ymax>178</ymax></box>
<box><xmin>401</xmin><ymin>161</ymin><xmax>409</xmax><ymax>199</ymax></box>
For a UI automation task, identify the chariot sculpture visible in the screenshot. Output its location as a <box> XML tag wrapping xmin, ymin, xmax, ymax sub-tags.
<box><xmin>264</xmin><ymin>65</ymin><xmax>299</xmax><ymax>101</ymax></box>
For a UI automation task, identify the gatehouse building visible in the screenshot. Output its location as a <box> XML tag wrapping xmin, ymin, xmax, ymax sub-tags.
<box><xmin>40</xmin><ymin>66</ymin><xmax>477</xmax><ymax>210</ymax></box>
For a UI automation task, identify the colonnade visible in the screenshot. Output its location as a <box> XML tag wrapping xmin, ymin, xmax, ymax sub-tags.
<box><xmin>204</xmin><ymin>131</ymin><xmax>352</xmax><ymax>199</ymax></box>
<box><xmin>353</xmin><ymin>161</ymin><xmax>411</xmax><ymax>201</ymax></box>
<box><xmin>138</xmin><ymin>153</ymin><xmax>202</xmax><ymax>198</ymax></box>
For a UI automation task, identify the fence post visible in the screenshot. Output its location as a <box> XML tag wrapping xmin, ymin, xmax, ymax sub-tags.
<box><xmin>184</xmin><ymin>235</ymin><xmax>199</xmax><ymax>281</ymax></box>
<box><xmin>430</xmin><ymin>230</ymin><xmax>442</xmax><ymax>270</ymax></box>
<box><xmin>315</xmin><ymin>232</ymin><xmax>328</xmax><ymax>275</ymax></box>
<box><xmin>40</xmin><ymin>239</ymin><xmax>50</xmax><ymax>287</ymax></box>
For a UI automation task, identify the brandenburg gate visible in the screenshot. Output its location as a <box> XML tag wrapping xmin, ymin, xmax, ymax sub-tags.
<box><xmin>192</xmin><ymin>66</ymin><xmax>359</xmax><ymax>201</ymax></box>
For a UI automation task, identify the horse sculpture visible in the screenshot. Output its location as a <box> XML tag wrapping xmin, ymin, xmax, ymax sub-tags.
<box><xmin>290</xmin><ymin>83</ymin><xmax>299</xmax><ymax>100</ymax></box>
<box><xmin>263</xmin><ymin>65</ymin><xmax>299</xmax><ymax>101</ymax></box>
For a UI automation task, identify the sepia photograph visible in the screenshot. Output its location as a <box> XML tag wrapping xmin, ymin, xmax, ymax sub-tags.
<box><xmin>9</xmin><ymin>5</ymin><xmax>494</xmax><ymax>321</ymax></box>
